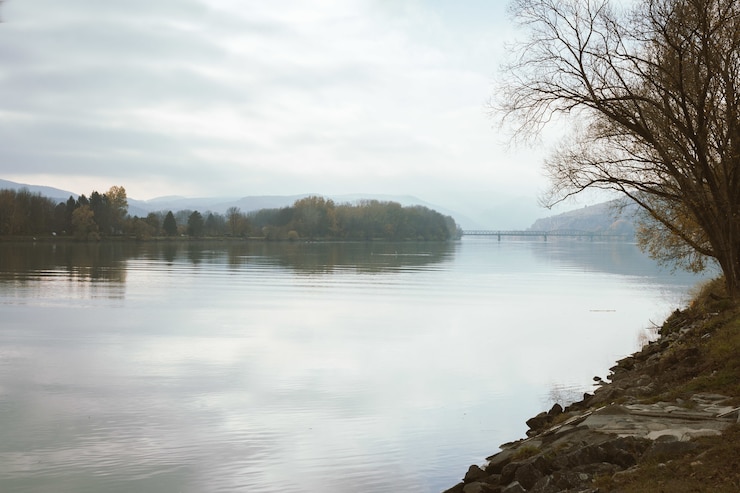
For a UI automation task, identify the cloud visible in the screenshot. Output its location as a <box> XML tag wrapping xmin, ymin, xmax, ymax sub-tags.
<box><xmin>0</xmin><ymin>0</ymin><xmax>545</xmax><ymax>210</ymax></box>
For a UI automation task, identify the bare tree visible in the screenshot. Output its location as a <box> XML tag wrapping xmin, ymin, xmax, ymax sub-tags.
<box><xmin>497</xmin><ymin>0</ymin><xmax>740</xmax><ymax>298</ymax></box>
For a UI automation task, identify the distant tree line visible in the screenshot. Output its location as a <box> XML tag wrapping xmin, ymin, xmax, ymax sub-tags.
<box><xmin>0</xmin><ymin>189</ymin><xmax>58</xmax><ymax>236</ymax></box>
<box><xmin>132</xmin><ymin>206</ymin><xmax>252</xmax><ymax>239</ymax></box>
<box><xmin>0</xmin><ymin>186</ymin><xmax>127</xmax><ymax>239</ymax></box>
<box><xmin>0</xmin><ymin>189</ymin><xmax>460</xmax><ymax>241</ymax></box>
<box><xmin>251</xmin><ymin>196</ymin><xmax>460</xmax><ymax>240</ymax></box>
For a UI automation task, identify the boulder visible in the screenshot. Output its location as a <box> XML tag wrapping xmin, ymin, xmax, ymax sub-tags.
<box><xmin>464</xmin><ymin>464</ymin><xmax>489</xmax><ymax>483</ymax></box>
<box><xmin>642</xmin><ymin>437</ymin><xmax>699</xmax><ymax>461</ymax></box>
<box><xmin>528</xmin><ymin>475</ymin><xmax>561</xmax><ymax>493</ymax></box>
<box><xmin>462</xmin><ymin>482</ymin><xmax>500</xmax><ymax>493</ymax></box>
<box><xmin>525</xmin><ymin>412</ymin><xmax>551</xmax><ymax>433</ymax></box>
<box><xmin>554</xmin><ymin>436</ymin><xmax>651</xmax><ymax>470</ymax></box>
<box><xmin>513</xmin><ymin>461</ymin><xmax>543</xmax><ymax>490</ymax></box>
<box><xmin>529</xmin><ymin>471</ymin><xmax>593</xmax><ymax>493</ymax></box>
<box><xmin>441</xmin><ymin>482</ymin><xmax>465</xmax><ymax>493</ymax></box>
<box><xmin>485</xmin><ymin>447</ymin><xmax>517</xmax><ymax>474</ymax></box>
<box><xmin>500</xmin><ymin>461</ymin><xmax>519</xmax><ymax>485</ymax></box>
<box><xmin>499</xmin><ymin>454</ymin><xmax>553</xmax><ymax>490</ymax></box>
<box><xmin>501</xmin><ymin>481</ymin><xmax>526</xmax><ymax>493</ymax></box>
<box><xmin>547</xmin><ymin>403</ymin><xmax>563</xmax><ymax>417</ymax></box>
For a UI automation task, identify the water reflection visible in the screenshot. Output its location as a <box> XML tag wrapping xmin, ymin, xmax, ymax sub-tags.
<box><xmin>468</xmin><ymin>237</ymin><xmax>717</xmax><ymax>285</ymax></box>
<box><xmin>0</xmin><ymin>242</ymin><xmax>130</xmax><ymax>301</ymax></box>
<box><xmin>0</xmin><ymin>240</ymin><xmax>458</xmax><ymax>279</ymax></box>
<box><xmin>1</xmin><ymin>238</ymin><xmax>713</xmax><ymax>281</ymax></box>
<box><xmin>0</xmin><ymin>241</ymin><xmax>129</xmax><ymax>283</ymax></box>
<box><xmin>238</xmin><ymin>241</ymin><xmax>457</xmax><ymax>274</ymax></box>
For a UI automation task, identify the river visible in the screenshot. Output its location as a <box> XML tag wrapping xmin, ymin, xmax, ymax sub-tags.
<box><xmin>0</xmin><ymin>238</ymin><xmax>713</xmax><ymax>492</ymax></box>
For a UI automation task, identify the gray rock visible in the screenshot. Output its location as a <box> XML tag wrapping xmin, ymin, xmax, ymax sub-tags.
<box><xmin>499</xmin><ymin>454</ymin><xmax>553</xmax><ymax>490</ymax></box>
<box><xmin>514</xmin><ymin>462</ymin><xmax>543</xmax><ymax>490</ymax></box>
<box><xmin>547</xmin><ymin>403</ymin><xmax>563</xmax><ymax>417</ymax></box>
<box><xmin>485</xmin><ymin>447</ymin><xmax>518</xmax><ymax>474</ymax></box>
<box><xmin>528</xmin><ymin>475</ymin><xmax>560</xmax><ymax>493</ymax></box>
<box><xmin>554</xmin><ymin>436</ymin><xmax>651</xmax><ymax>470</ymax></box>
<box><xmin>441</xmin><ymin>482</ymin><xmax>465</xmax><ymax>493</ymax></box>
<box><xmin>464</xmin><ymin>464</ymin><xmax>489</xmax><ymax>483</ymax></box>
<box><xmin>642</xmin><ymin>439</ymin><xmax>699</xmax><ymax>461</ymax></box>
<box><xmin>526</xmin><ymin>412</ymin><xmax>551</xmax><ymax>433</ymax></box>
<box><xmin>692</xmin><ymin>393</ymin><xmax>730</xmax><ymax>403</ymax></box>
<box><xmin>501</xmin><ymin>481</ymin><xmax>526</xmax><ymax>493</ymax></box>
<box><xmin>500</xmin><ymin>461</ymin><xmax>519</xmax><ymax>485</ymax></box>
<box><xmin>616</xmin><ymin>356</ymin><xmax>635</xmax><ymax>370</ymax></box>
<box><xmin>463</xmin><ymin>481</ymin><xmax>498</xmax><ymax>493</ymax></box>
<box><xmin>530</xmin><ymin>470</ymin><xmax>598</xmax><ymax>493</ymax></box>
<box><xmin>485</xmin><ymin>474</ymin><xmax>502</xmax><ymax>485</ymax></box>
<box><xmin>572</xmin><ymin>461</ymin><xmax>620</xmax><ymax>478</ymax></box>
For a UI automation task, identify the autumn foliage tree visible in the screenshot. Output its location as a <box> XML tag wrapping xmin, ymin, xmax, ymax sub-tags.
<box><xmin>498</xmin><ymin>0</ymin><xmax>740</xmax><ymax>299</ymax></box>
<box><xmin>71</xmin><ymin>205</ymin><xmax>98</xmax><ymax>240</ymax></box>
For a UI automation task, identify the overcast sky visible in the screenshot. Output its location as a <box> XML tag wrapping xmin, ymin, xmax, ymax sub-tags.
<box><xmin>0</xmin><ymin>0</ymin><xmax>555</xmax><ymax>217</ymax></box>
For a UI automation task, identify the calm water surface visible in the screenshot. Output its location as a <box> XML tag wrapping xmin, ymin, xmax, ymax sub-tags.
<box><xmin>0</xmin><ymin>238</ymin><xmax>712</xmax><ymax>492</ymax></box>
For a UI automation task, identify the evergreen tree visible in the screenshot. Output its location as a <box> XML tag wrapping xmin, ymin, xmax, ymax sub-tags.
<box><xmin>162</xmin><ymin>211</ymin><xmax>178</xmax><ymax>236</ymax></box>
<box><xmin>187</xmin><ymin>211</ymin><xmax>204</xmax><ymax>237</ymax></box>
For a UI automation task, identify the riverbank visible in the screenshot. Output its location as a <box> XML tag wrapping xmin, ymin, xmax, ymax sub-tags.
<box><xmin>445</xmin><ymin>277</ymin><xmax>740</xmax><ymax>493</ymax></box>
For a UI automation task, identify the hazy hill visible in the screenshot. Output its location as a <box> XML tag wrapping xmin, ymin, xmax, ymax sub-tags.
<box><xmin>529</xmin><ymin>199</ymin><xmax>638</xmax><ymax>235</ymax></box>
<box><xmin>126</xmin><ymin>194</ymin><xmax>317</xmax><ymax>219</ymax></box>
<box><xmin>0</xmin><ymin>179</ymin><xmax>78</xmax><ymax>202</ymax></box>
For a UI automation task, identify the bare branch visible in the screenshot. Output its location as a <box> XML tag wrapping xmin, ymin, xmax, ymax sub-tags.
<box><xmin>496</xmin><ymin>0</ymin><xmax>740</xmax><ymax>297</ymax></box>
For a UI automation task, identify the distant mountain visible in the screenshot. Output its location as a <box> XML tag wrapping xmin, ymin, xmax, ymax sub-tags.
<box><xmin>0</xmin><ymin>179</ymin><xmax>78</xmax><ymax>202</ymax></box>
<box><xmin>529</xmin><ymin>199</ymin><xmax>639</xmax><ymax>235</ymax></box>
<box><xmin>131</xmin><ymin>194</ymin><xmax>311</xmax><ymax>216</ymax></box>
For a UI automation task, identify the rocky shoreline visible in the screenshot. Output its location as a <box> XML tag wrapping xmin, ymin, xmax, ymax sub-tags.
<box><xmin>444</xmin><ymin>299</ymin><xmax>740</xmax><ymax>493</ymax></box>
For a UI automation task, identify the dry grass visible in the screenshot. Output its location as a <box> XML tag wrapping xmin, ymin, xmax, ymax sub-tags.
<box><xmin>595</xmin><ymin>425</ymin><xmax>740</xmax><ymax>492</ymax></box>
<box><xmin>510</xmin><ymin>445</ymin><xmax>541</xmax><ymax>461</ymax></box>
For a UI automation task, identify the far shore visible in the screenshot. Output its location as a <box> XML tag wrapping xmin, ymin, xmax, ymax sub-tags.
<box><xmin>0</xmin><ymin>234</ymin><xmax>457</xmax><ymax>243</ymax></box>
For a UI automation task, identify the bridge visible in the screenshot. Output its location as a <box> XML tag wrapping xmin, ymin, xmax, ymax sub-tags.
<box><xmin>462</xmin><ymin>230</ymin><xmax>634</xmax><ymax>241</ymax></box>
